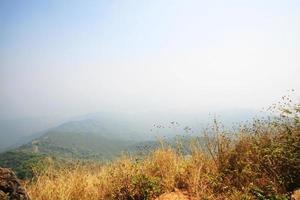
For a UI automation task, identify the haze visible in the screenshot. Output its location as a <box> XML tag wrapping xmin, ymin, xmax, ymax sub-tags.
<box><xmin>1</xmin><ymin>0</ymin><xmax>300</xmax><ymax>120</ymax></box>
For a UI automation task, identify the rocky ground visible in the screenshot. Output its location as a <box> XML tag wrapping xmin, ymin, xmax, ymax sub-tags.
<box><xmin>0</xmin><ymin>167</ymin><xmax>30</xmax><ymax>200</ymax></box>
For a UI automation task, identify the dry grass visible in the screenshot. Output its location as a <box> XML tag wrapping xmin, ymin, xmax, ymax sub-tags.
<box><xmin>26</xmin><ymin>148</ymin><xmax>222</xmax><ymax>200</ymax></box>
<box><xmin>25</xmin><ymin>99</ymin><xmax>300</xmax><ymax>200</ymax></box>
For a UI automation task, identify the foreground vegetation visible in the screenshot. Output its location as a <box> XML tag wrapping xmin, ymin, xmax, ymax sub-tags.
<box><xmin>0</xmin><ymin>150</ymin><xmax>45</xmax><ymax>179</ymax></box>
<box><xmin>23</xmin><ymin>98</ymin><xmax>300</xmax><ymax>199</ymax></box>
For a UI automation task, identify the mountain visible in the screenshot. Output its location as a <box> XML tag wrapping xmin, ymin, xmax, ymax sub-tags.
<box><xmin>0</xmin><ymin>109</ymin><xmax>261</xmax><ymax>179</ymax></box>
<box><xmin>0</xmin><ymin>109</ymin><xmax>259</xmax><ymax>153</ymax></box>
<box><xmin>0</xmin><ymin>117</ymin><xmax>142</xmax><ymax>178</ymax></box>
<box><xmin>0</xmin><ymin>117</ymin><xmax>64</xmax><ymax>152</ymax></box>
<box><xmin>20</xmin><ymin>131</ymin><xmax>135</xmax><ymax>160</ymax></box>
<box><xmin>10</xmin><ymin>117</ymin><xmax>145</xmax><ymax>160</ymax></box>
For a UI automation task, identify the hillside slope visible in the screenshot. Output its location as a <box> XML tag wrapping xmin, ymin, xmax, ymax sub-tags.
<box><xmin>20</xmin><ymin>131</ymin><xmax>135</xmax><ymax>159</ymax></box>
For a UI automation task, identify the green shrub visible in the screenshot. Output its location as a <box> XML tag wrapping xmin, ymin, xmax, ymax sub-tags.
<box><xmin>131</xmin><ymin>174</ymin><xmax>161</xmax><ymax>200</ymax></box>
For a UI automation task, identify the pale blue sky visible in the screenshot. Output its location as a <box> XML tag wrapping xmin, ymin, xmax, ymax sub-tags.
<box><xmin>1</xmin><ymin>0</ymin><xmax>300</xmax><ymax>119</ymax></box>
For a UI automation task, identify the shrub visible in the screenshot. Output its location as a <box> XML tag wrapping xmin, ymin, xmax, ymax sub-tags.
<box><xmin>216</xmin><ymin>100</ymin><xmax>300</xmax><ymax>196</ymax></box>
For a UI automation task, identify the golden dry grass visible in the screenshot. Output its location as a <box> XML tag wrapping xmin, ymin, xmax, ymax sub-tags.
<box><xmin>26</xmin><ymin>144</ymin><xmax>293</xmax><ymax>200</ymax></box>
<box><xmin>26</xmin><ymin>148</ymin><xmax>222</xmax><ymax>200</ymax></box>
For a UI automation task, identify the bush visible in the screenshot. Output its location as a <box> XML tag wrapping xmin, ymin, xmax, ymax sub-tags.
<box><xmin>216</xmin><ymin>100</ymin><xmax>300</xmax><ymax>195</ymax></box>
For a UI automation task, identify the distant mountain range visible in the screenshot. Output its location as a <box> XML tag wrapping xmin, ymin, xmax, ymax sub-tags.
<box><xmin>0</xmin><ymin>117</ymin><xmax>64</xmax><ymax>152</ymax></box>
<box><xmin>0</xmin><ymin>109</ymin><xmax>261</xmax><ymax>152</ymax></box>
<box><xmin>0</xmin><ymin>109</ymin><xmax>261</xmax><ymax>178</ymax></box>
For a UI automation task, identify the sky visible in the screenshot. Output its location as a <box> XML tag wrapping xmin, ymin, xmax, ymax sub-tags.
<box><xmin>0</xmin><ymin>0</ymin><xmax>300</xmax><ymax>120</ymax></box>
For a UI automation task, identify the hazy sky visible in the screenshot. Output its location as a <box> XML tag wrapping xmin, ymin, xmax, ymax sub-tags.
<box><xmin>1</xmin><ymin>0</ymin><xmax>300</xmax><ymax>119</ymax></box>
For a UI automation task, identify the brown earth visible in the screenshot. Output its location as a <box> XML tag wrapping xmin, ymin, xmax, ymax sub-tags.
<box><xmin>155</xmin><ymin>189</ymin><xmax>190</xmax><ymax>200</ymax></box>
<box><xmin>292</xmin><ymin>189</ymin><xmax>300</xmax><ymax>200</ymax></box>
